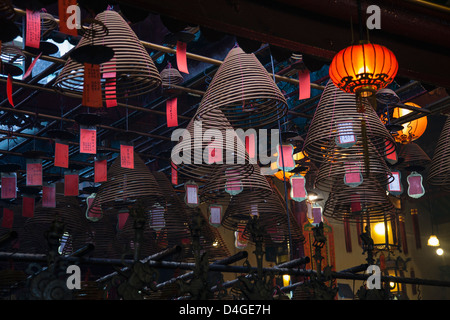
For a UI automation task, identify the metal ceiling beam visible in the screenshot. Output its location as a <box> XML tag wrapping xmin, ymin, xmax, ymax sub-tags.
<box><xmin>119</xmin><ymin>0</ymin><xmax>450</xmax><ymax>89</ymax></box>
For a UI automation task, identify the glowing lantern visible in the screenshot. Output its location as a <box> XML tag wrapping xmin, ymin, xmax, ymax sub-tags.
<box><xmin>391</xmin><ymin>102</ymin><xmax>427</xmax><ymax>143</ymax></box>
<box><xmin>329</xmin><ymin>42</ymin><xmax>398</xmax><ymax>99</ymax></box>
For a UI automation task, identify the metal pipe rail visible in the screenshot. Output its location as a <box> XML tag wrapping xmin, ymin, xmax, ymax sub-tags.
<box><xmin>2</xmin><ymin>252</ymin><xmax>450</xmax><ymax>290</ymax></box>
<box><xmin>155</xmin><ymin>251</ymin><xmax>249</xmax><ymax>290</ymax></box>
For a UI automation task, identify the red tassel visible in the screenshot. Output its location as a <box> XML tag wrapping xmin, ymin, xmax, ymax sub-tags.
<box><xmin>411</xmin><ymin>209</ymin><xmax>421</xmax><ymax>249</ymax></box>
<box><xmin>344</xmin><ymin>216</ymin><xmax>352</xmax><ymax>252</ymax></box>
<box><xmin>399</xmin><ymin>215</ymin><xmax>408</xmax><ymax>254</ymax></box>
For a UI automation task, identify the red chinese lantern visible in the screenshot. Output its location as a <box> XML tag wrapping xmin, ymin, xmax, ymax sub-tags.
<box><xmin>329</xmin><ymin>42</ymin><xmax>398</xmax><ymax>99</ymax></box>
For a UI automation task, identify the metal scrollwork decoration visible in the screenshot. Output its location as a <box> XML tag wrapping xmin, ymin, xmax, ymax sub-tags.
<box><xmin>233</xmin><ymin>216</ymin><xmax>279</xmax><ymax>300</ymax></box>
<box><xmin>177</xmin><ymin>209</ymin><xmax>214</xmax><ymax>300</ymax></box>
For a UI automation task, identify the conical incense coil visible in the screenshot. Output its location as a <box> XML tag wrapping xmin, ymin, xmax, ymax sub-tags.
<box><xmin>54</xmin><ymin>10</ymin><xmax>161</xmax><ymax>100</ymax></box>
<box><xmin>171</xmin><ymin>107</ymin><xmax>254</xmax><ymax>181</ymax></box>
<box><xmin>315</xmin><ymin>139</ymin><xmax>393</xmax><ymax>192</ymax></box>
<box><xmin>221</xmin><ymin>180</ymin><xmax>304</xmax><ymax>245</ymax></box>
<box><xmin>200</xmin><ymin>164</ymin><xmax>273</xmax><ymax>205</ymax></box>
<box><xmin>151</xmin><ymin>172</ymin><xmax>194</xmax><ymax>244</ymax></box>
<box><xmin>182</xmin><ymin>206</ymin><xmax>231</xmax><ymax>262</ymax></box>
<box><xmin>21</xmin><ymin>186</ymin><xmax>89</xmax><ymax>254</ymax></box>
<box><xmin>323</xmin><ymin>177</ymin><xmax>396</xmax><ymax>223</ymax></box>
<box><xmin>428</xmin><ymin>117</ymin><xmax>450</xmax><ymax>188</ymax></box>
<box><xmin>160</xmin><ymin>65</ymin><xmax>184</xmax><ymax>86</ymax></box>
<box><xmin>72</xmin><ymin>214</ymin><xmax>123</xmax><ymax>259</ymax></box>
<box><xmin>303</xmin><ymin>80</ymin><xmax>396</xmax><ymax>163</ymax></box>
<box><xmin>195</xmin><ymin>46</ymin><xmax>288</xmax><ymax>128</ymax></box>
<box><xmin>397</xmin><ymin>142</ymin><xmax>430</xmax><ymax>170</ymax></box>
<box><xmin>88</xmin><ymin>152</ymin><xmax>165</xmax><ymax>215</ymax></box>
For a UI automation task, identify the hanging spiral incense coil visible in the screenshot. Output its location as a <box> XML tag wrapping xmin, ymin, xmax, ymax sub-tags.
<box><xmin>0</xmin><ymin>45</ymin><xmax>26</xmax><ymax>64</ymax></box>
<box><xmin>396</xmin><ymin>142</ymin><xmax>430</xmax><ymax>170</ymax></box>
<box><xmin>151</xmin><ymin>173</ymin><xmax>230</xmax><ymax>261</ymax></box>
<box><xmin>0</xmin><ymin>0</ymin><xmax>16</xmax><ymax>21</ymax></box>
<box><xmin>375</xmin><ymin>88</ymin><xmax>400</xmax><ymax>106</ymax></box>
<box><xmin>221</xmin><ymin>178</ymin><xmax>304</xmax><ymax>245</ymax></box>
<box><xmin>88</xmin><ymin>152</ymin><xmax>165</xmax><ymax>215</ymax></box>
<box><xmin>21</xmin><ymin>186</ymin><xmax>89</xmax><ymax>254</ymax></box>
<box><xmin>160</xmin><ymin>65</ymin><xmax>184</xmax><ymax>86</ymax></box>
<box><xmin>78</xmin><ymin>18</ymin><xmax>109</xmax><ymax>41</ymax></box>
<box><xmin>303</xmin><ymin>80</ymin><xmax>396</xmax><ymax>164</ymax></box>
<box><xmin>73</xmin><ymin>214</ymin><xmax>123</xmax><ymax>259</ymax></box>
<box><xmin>200</xmin><ymin>164</ymin><xmax>273</xmax><ymax>205</ymax></box>
<box><xmin>195</xmin><ymin>46</ymin><xmax>288</xmax><ymax>128</ymax></box>
<box><xmin>315</xmin><ymin>140</ymin><xmax>393</xmax><ymax>192</ymax></box>
<box><xmin>40</xmin><ymin>12</ymin><xmax>58</xmax><ymax>38</ymax></box>
<box><xmin>54</xmin><ymin>10</ymin><xmax>161</xmax><ymax>100</ymax></box>
<box><xmin>183</xmin><ymin>206</ymin><xmax>231</xmax><ymax>262</ymax></box>
<box><xmin>115</xmin><ymin>208</ymin><xmax>161</xmax><ymax>258</ymax></box>
<box><xmin>171</xmin><ymin>107</ymin><xmax>254</xmax><ymax>181</ymax></box>
<box><xmin>151</xmin><ymin>172</ymin><xmax>194</xmax><ymax>245</ymax></box>
<box><xmin>427</xmin><ymin>117</ymin><xmax>450</xmax><ymax>189</ymax></box>
<box><xmin>323</xmin><ymin>177</ymin><xmax>396</xmax><ymax>223</ymax></box>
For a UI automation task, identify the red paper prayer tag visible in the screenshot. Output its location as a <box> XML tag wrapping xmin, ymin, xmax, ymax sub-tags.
<box><xmin>171</xmin><ymin>162</ymin><xmax>178</xmax><ymax>185</ymax></box>
<box><xmin>25</xmin><ymin>9</ymin><xmax>41</xmax><ymax>49</ymax></box>
<box><xmin>185</xmin><ymin>184</ymin><xmax>198</xmax><ymax>206</ymax></box>
<box><xmin>54</xmin><ymin>142</ymin><xmax>69</xmax><ymax>168</ymax></box>
<box><xmin>7</xmin><ymin>74</ymin><xmax>14</xmax><ymax>107</ymax></box>
<box><xmin>117</xmin><ymin>210</ymin><xmax>129</xmax><ymax>230</ymax></box>
<box><xmin>344</xmin><ymin>162</ymin><xmax>362</xmax><ymax>185</ymax></box>
<box><xmin>64</xmin><ymin>174</ymin><xmax>79</xmax><ymax>196</ymax></box>
<box><xmin>26</xmin><ymin>161</ymin><xmax>42</xmax><ymax>186</ymax></box>
<box><xmin>298</xmin><ymin>69</ymin><xmax>311</xmax><ymax>100</ymax></box>
<box><xmin>166</xmin><ymin>98</ymin><xmax>178</xmax><ymax>127</ymax></box>
<box><xmin>42</xmin><ymin>185</ymin><xmax>56</xmax><ymax>208</ymax></box>
<box><xmin>388</xmin><ymin>171</ymin><xmax>402</xmax><ymax>193</ymax></box>
<box><xmin>291</xmin><ymin>176</ymin><xmax>306</xmax><ymax>199</ymax></box>
<box><xmin>82</xmin><ymin>63</ymin><xmax>102</xmax><ymax>108</ymax></box>
<box><xmin>80</xmin><ymin>127</ymin><xmax>97</xmax><ymax>154</ymax></box>
<box><xmin>277</xmin><ymin>144</ymin><xmax>295</xmax><ymax>170</ymax></box>
<box><xmin>209</xmin><ymin>205</ymin><xmax>222</xmax><ymax>226</ymax></box>
<box><xmin>312</xmin><ymin>207</ymin><xmax>322</xmax><ymax>224</ymax></box>
<box><xmin>58</xmin><ymin>0</ymin><xmax>78</xmax><ymax>36</ymax></box>
<box><xmin>105</xmin><ymin>79</ymin><xmax>117</xmax><ymax>108</ymax></box>
<box><xmin>1</xmin><ymin>174</ymin><xmax>16</xmax><ymax>199</ymax></box>
<box><xmin>120</xmin><ymin>145</ymin><xmax>134</xmax><ymax>169</ymax></box>
<box><xmin>2</xmin><ymin>208</ymin><xmax>14</xmax><ymax>228</ymax></box>
<box><xmin>208</xmin><ymin>142</ymin><xmax>223</xmax><ymax>164</ymax></box>
<box><xmin>350</xmin><ymin>194</ymin><xmax>362</xmax><ymax>212</ymax></box>
<box><xmin>408</xmin><ymin>175</ymin><xmax>423</xmax><ymax>195</ymax></box>
<box><xmin>103</xmin><ymin>62</ymin><xmax>117</xmax><ymax>108</ymax></box>
<box><xmin>385</xmin><ymin>140</ymin><xmax>397</xmax><ymax>163</ymax></box>
<box><xmin>176</xmin><ymin>41</ymin><xmax>189</xmax><ymax>74</ymax></box>
<box><xmin>245</xmin><ymin>134</ymin><xmax>256</xmax><ymax>161</ymax></box>
<box><xmin>22</xmin><ymin>196</ymin><xmax>35</xmax><ymax>218</ymax></box>
<box><xmin>94</xmin><ymin>159</ymin><xmax>107</xmax><ymax>183</ymax></box>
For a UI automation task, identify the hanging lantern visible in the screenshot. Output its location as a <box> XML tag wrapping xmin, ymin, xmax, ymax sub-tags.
<box><xmin>391</xmin><ymin>102</ymin><xmax>428</xmax><ymax>144</ymax></box>
<box><xmin>329</xmin><ymin>42</ymin><xmax>398</xmax><ymax>98</ymax></box>
<box><xmin>363</xmin><ymin>212</ymin><xmax>400</xmax><ymax>252</ymax></box>
<box><xmin>427</xmin><ymin>235</ymin><xmax>440</xmax><ymax>247</ymax></box>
